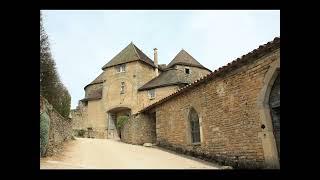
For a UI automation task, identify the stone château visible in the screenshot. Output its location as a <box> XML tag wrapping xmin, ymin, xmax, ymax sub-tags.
<box><xmin>71</xmin><ymin>37</ymin><xmax>280</xmax><ymax>168</ymax></box>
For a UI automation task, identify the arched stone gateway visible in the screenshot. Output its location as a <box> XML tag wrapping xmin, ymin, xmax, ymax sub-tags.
<box><xmin>269</xmin><ymin>73</ymin><xmax>280</xmax><ymax>160</ymax></box>
<box><xmin>107</xmin><ymin>107</ymin><xmax>131</xmax><ymax>140</ymax></box>
<box><xmin>257</xmin><ymin>59</ymin><xmax>280</xmax><ymax>169</ymax></box>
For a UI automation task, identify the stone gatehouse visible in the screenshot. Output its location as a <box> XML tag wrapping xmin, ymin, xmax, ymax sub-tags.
<box><xmin>71</xmin><ymin>42</ymin><xmax>211</xmax><ymax>139</ymax></box>
<box><xmin>71</xmin><ymin>37</ymin><xmax>280</xmax><ymax>169</ymax></box>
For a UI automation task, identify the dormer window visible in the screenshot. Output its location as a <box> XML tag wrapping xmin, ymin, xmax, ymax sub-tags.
<box><xmin>185</xmin><ymin>68</ymin><xmax>190</xmax><ymax>74</ymax></box>
<box><xmin>148</xmin><ymin>89</ymin><xmax>155</xmax><ymax>99</ymax></box>
<box><xmin>116</xmin><ymin>64</ymin><xmax>126</xmax><ymax>73</ymax></box>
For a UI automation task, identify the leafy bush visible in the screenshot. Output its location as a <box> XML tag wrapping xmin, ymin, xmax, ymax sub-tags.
<box><xmin>40</xmin><ymin>112</ymin><xmax>50</xmax><ymax>157</ymax></box>
<box><xmin>116</xmin><ymin>116</ymin><xmax>129</xmax><ymax>129</ymax></box>
<box><xmin>77</xmin><ymin>129</ymin><xmax>86</xmax><ymax>137</ymax></box>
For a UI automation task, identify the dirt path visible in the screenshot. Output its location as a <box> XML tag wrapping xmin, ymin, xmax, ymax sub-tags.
<box><xmin>40</xmin><ymin>138</ymin><xmax>222</xmax><ymax>169</ymax></box>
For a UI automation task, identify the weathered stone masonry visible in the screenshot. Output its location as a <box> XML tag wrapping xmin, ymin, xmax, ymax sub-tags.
<box><xmin>71</xmin><ymin>42</ymin><xmax>210</xmax><ymax>140</ymax></box>
<box><xmin>70</xmin><ymin>38</ymin><xmax>280</xmax><ymax>169</ymax></box>
<box><xmin>121</xmin><ymin>113</ymin><xmax>156</xmax><ymax>145</ymax></box>
<box><xmin>140</xmin><ymin>38</ymin><xmax>280</xmax><ymax>169</ymax></box>
<box><xmin>40</xmin><ymin>96</ymin><xmax>73</xmax><ymax>157</ymax></box>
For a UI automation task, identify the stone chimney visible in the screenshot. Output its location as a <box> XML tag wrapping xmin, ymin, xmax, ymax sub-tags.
<box><xmin>153</xmin><ymin>48</ymin><xmax>159</xmax><ymax>76</ymax></box>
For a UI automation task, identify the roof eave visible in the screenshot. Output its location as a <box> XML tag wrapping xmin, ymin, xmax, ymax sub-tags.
<box><xmin>167</xmin><ymin>63</ymin><xmax>212</xmax><ymax>72</ymax></box>
<box><xmin>80</xmin><ymin>97</ymin><xmax>102</xmax><ymax>102</ymax></box>
<box><xmin>101</xmin><ymin>59</ymin><xmax>156</xmax><ymax>70</ymax></box>
<box><xmin>138</xmin><ymin>82</ymin><xmax>188</xmax><ymax>91</ymax></box>
<box><xmin>84</xmin><ymin>81</ymin><xmax>103</xmax><ymax>90</ymax></box>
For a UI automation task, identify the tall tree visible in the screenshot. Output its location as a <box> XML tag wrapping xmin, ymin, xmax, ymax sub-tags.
<box><xmin>40</xmin><ymin>12</ymin><xmax>71</xmax><ymax>118</ymax></box>
<box><xmin>40</xmin><ymin>12</ymin><xmax>58</xmax><ymax>102</ymax></box>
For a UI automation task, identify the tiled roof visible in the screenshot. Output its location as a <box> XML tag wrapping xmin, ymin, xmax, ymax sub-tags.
<box><xmin>81</xmin><ymin>87</ymin><xmax>103</xmax><ymax>102</ymax></box>
<box><xmin>102</xmin><ymin>42</ymin><xmax>156</xmax><ymax>70</ymax></box>
<box><xmin>167</xmin><ymin>49</ymin><xmax>209</xmax><ymax>71</ymax></box>
<box><xmin>139</xmin><ymin>37</ymin><xmax>280</xmax><ymax>113</ymax></box>
<box><xmin>84</xmin><ymin>72</ymin><xmax>104</xmax><ymax>90</ymax></box>
<box><xmin>138</xmin><ymin>69</ymin><xmax>191</xmax><ymax>91</ymax></box>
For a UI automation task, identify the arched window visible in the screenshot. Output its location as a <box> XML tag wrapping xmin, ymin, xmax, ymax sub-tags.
<box><xmin>189</xmin><ymin>108</ymin><xmax>201</xmax><ymax>143</ymax></box>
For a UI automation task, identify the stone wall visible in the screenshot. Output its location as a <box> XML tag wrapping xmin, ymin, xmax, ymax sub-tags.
<box><xmin>121</xmin><ymin>113</ymin><xmax>156</xmax><ymax>145</ymax></box>
<box><xmin>71</xmin><ymin>101</ymin><xmax>88</xmax><ymax>136</ymax></box>
<box><xmin>87</xmin><ymin>99</ymin><xmax>107</xmax><ymax>139</ymax></box>
<box><xmin>153</xmin><ymin>48</ymin><xmax>280</xmax><ymax>169</ymax></box>
<box><xmin>174</xmin><ymin>65</ymin><xmax>211</xmax><ymax>83</ymax></box>
<box><xmin>40</xmin><ymin>96</ymin><xmax>73</xmax><ymax>157</ymax></box>
<box><xmin>138</xmin><ymin>86</ymin><xmax>180</xmax><ymax>110</ymax></box>
<box><xmin>103</xmin><ymin>61</ymin><xmax>156</xmax><ymax>114</ymax></box>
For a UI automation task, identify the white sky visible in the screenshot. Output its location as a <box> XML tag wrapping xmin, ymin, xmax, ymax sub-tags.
<box><xmin>42</xmin><ymin>10</ymin><xmax>280</xmax><ymax>109</ymax></box>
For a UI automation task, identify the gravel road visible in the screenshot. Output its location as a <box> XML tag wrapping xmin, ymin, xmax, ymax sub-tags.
<box><xmin>40</xmin><ymin>138</ymin><xmax>222</xmax><ymax>169</ymax></box>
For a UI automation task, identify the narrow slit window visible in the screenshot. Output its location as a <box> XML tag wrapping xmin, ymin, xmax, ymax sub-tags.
<box><xmin>189</xmin><ymin>108</ymin><xmax>201</xmax><ymax>143</ymax></box>
<box><xmin>120</xmin><ymin>82</ymin><xmax>125</xmax><ymax>94</ymax></box>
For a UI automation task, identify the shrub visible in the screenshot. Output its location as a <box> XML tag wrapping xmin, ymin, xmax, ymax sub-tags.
<box><xmin>77</xmin><ymin>129</ymin><xmax>86</xmax><ymax>137</ymax></box>
<box><xmin>40</xmin><ymin>112</ymin><xmax>50</xmax><ymax>157</ymax></box>
<box><xmin>116</xmin><ymin>116</ymin><xmax>129</xmax><ymax>129</ymax></box>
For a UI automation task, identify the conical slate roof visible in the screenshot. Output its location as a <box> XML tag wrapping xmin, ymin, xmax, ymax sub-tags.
<box><xmin>81</xmin><ymin>87</ymin><xmax>103</xmax><ymax>102</ymax></box>
<box><xmin>84</xmin><ymin>72</ymin><xmax>104</xmax><ymax>89</ymax></box>
<box><xmin>102</xmin><ymin>42</ymin><xmax>156</xmax><ymax>70</ymax></box>
<box><xmin>138</xmin><ymin>69</ymin><xmax>191</xmax><ymax>91</ymax></box>
<box><xmin>167</xmin><ymin>49</ymin><xmax>208</xmax><ymax>70</ymax></box>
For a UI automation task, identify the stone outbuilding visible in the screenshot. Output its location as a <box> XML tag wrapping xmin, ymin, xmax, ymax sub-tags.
<box><xmin>138</xmin><ymin>37</ymin><xmax>280</xmax><ymax>169</ymax></box>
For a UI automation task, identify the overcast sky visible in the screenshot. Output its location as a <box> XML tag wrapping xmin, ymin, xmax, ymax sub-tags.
<box><xmin>41</xmin><ymin>10</ymin><xmax>280</xmax><ymax>109</ymax></box>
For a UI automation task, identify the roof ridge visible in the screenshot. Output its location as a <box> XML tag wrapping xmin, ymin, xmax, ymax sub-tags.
<box><xmin>138</xmin><ymin>68</ymin><xmax>186</xmax><ymax>91</ymax></box>
<box><xmin>102</xmin><ymin>42</ymin><xmax>155</xmax><ymax>69</ymax></box>
<box><xmin>167</xmin><ymin>49</ymin><xmax>208</xmax><ymax>70</ymax></box>
<box><xmin>184</xmin><ymin>49</ymin><xmax>199</xmax><ymax>61</ymax></box>
<box><xmin>131</xmin><ymin>43</ymin><xmax>141</xmax><ymax>60</ymax></box>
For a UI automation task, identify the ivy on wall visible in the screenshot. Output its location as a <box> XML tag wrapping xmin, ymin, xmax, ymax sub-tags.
<box><xmin>40</xmin><ymin>111</ymin><xmax>50</xmax><ymax>157</ymax></box>
<box><xmin>116</xmin><ymin>116</ymin><xmax>129</xmax><ymax>129</ymax></box>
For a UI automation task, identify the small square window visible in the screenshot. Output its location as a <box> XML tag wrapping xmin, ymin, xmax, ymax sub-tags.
<box><xmin>148</xmin><ymin>89</ymin><xmax>155</xmax><ymax>99</ymax></box>
<box><xmin>116</xmin><ymin>64</ymin><xmax>126</xmax><ymax>73</ymax></box>
<box><xmin>185</xmin><ymin>68</ymin><xmax>190</xmax><ymax>74</ymax></box>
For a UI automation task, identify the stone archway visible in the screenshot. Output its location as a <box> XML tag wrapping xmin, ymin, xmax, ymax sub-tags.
<box><xmin>107</xmin><ymin>107</ymin><xmax>131</xmax><ymax>140</ymax></box>
<box><xmin>257</xmin><ymin>59</ymin><xmax>280</xmax><ymax>168</ymax></box>
<box><xmin>269</xmin><ymin>73</ymin><xmax>280</xmax><ymax>160</ymax></box>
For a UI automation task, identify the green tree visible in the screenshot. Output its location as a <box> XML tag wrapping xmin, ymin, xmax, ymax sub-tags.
<box><xmin>40</xmin><ymin>12</ymin><xmax>71</xmax><ymax>118</ymax></box>
<box><xmin>55</xmin><ymin>83</ymin><xmax>71</xmax><ymax>118</ymax></box>
<box><xmin>40</xmin><ymin>12</ymin><xmax>59</xmax><ymax>104</ymax></box>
